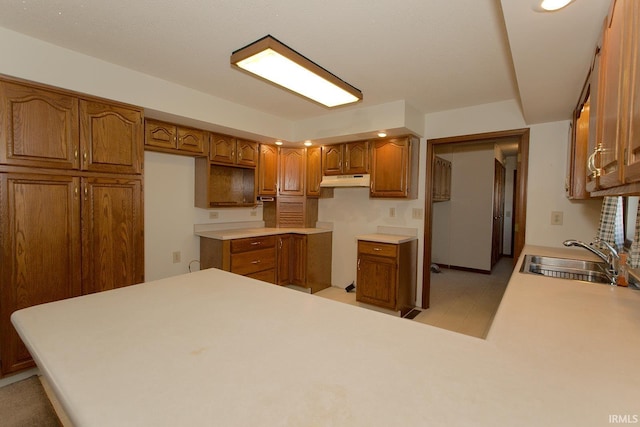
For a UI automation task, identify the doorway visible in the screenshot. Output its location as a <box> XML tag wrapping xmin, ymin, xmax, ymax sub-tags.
<box><xmin>421</xmin><ymin>128</ymin><xmax>530</xmax><ymax>309</ymax></box>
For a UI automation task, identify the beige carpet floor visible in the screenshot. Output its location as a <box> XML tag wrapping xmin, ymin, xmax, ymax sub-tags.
<box><xmin>316</xmin><ymin>257</ymin><xmax>514</xmax><ymax>339</ymax></box>
<box><xmin>0</xmin><ymin>375</ymin><xmax>61</xmax><ymax>426</ymax></box>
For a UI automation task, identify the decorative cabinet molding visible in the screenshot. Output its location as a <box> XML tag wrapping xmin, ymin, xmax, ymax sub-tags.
<box><xmin>0</xmin><ymin>76</ymin><xmax>145</xmax><ymax>376</ymax></box>
<box><xmin>322</xmin><ymin>141</ymin><xmax>369</xmax><ymax>176</ymax></box>
<box><xmin>370</xmin><ymin>136</ymin><xmax>419</xmax><ymax>199</ymax></box>
<box><xmin>144</xmin><ymin>119</ymin><xmax>206</xmax><ymax>156</ymax></box>
<box><xmin>209</xmin><ymin>133</ymin><xmax>258</xmax><ymax>168</ymax></box>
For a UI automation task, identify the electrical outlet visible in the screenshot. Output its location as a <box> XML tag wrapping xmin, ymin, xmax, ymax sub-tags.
<box><xmin>412</xmin><ymin>208</ymin><xmax>423</xmax><ymax>220</ymax></box>
<box><xmin>209</xmin><ymin>211</ymin><xmax>219</xmax><ymax>219</ymax></box>
<box><xmin>172</xmin><ymin>251</ymin><xmax>181</xmax><ymax>263</ymax></box>
<box><xmin>389</xmin><ymin>207</ymin><xmax>396</xmax><ymax>218</ymax></box>
<box><xmin>551</xmin><ymin>211</ymin><xmax>563</xmax><ymax>225</ymax></box>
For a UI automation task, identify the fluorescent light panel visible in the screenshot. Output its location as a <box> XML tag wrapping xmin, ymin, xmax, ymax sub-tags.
<box><xmin>540</xmin><ymin>0</ymin><xmax>573</xmax><ymax>11</ymax></box>
<box><xmin>231</xmin><ymin>35</ymin><xmax>362</xmax><ymax>108</ymax></box>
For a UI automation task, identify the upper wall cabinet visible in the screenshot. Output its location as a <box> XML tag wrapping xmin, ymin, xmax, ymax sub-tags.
<box><xmin>581</xmin><ymin>0</ymin><xmax>640</xmax><ymax>195</ymax></box>
<box><xmin>209</xmin><ymin>133</ymin><xmax>258</xmax><ymax>168</ymax></box>
<box><xmin>144</xmin><ymin>119</ymin><xmax>206</xmax><ymax>156</ymax></box>
<box><xmin>306</xmin><ymin>146</ymin><xmax>323</xmax><ymax>197</ymax></box>
<box><xmin>258</xmin><ymin>144</ymin><xmax>278</xmax><ymax>196</ymax></box>
<box><xmin>370</xmin><ymin>136</ymin><xmax>419</xmax><ymax>199</ymax></box>
<box><xmin>0</xmin><ymin>80</ymin><xmax>143</xmax><ymax>174</ymax></box>
<box><xmin>322</xmin><ymin>141</ymin><xmax>369</xmax><ymax>176</ymax></box>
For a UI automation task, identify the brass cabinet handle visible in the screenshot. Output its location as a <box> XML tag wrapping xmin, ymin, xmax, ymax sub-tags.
<box><xmin>373</xmin><ymin>247</ymin><xmax>382</xmax><ymax>251</ymax></box>
<box><xmin>251</xmin><ymin>259</ymin><xmax>261</xmax><ymax>264</ymax></box>
<box><xmin>250</xmin><ymin>241</ymin><xmax>262</xmax><ymax>246</ymax></box>
<box><xmin>357</xmin><ymin>258</ymin><xmax>360</xmax><ymax>270</ymax></box>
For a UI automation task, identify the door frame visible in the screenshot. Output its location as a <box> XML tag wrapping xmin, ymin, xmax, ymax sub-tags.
<box><xmin>421</xmin><ymin>128</ymin><xmax>530</xmax><ymax>309</ymax></box>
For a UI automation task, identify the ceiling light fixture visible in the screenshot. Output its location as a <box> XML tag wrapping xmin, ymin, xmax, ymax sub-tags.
<box><xmin>539</xmin><ymin>0</ymin><xmax>574</xmax><ymax>11</ymax></box>
<box><xmin>377</xmin><ymin>132</ymin><xmax>387</xmax><ymax>138</ymax></box>
<box><xmin>304</xmin><ymin>141</ymin><xmax>313</xmax><ymax>147</ymax></box>
<box><xmin>231</xmin><ymin>35</ymin><xmax>362</xmax><ymax>108</ymax></box>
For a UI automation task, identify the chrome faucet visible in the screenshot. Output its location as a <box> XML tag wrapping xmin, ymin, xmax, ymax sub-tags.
<box><xmin>563</xmin><ymin>238</ymin><xmax>620</xmax><ymax>284</ymax></box>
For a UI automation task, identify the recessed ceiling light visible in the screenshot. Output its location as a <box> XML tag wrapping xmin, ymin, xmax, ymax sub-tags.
<box><xmin>539</xmin><ymin>0</ymin><xmax>574</xmax><ymax>11</ymax></box>
<box><xmin>231</xmin><ymin>35</ymin><xmax>362</xmax><ymax>108</ymax></box>
<box><xmin>304</xmin><ymin>141</ymin><xmax>313</xmax><ymax>147</ymax></box>
<box><xmin>377</xmin><ymin>132</ymin><xmax>387</xmax><ymax>138</ymax></box>
<box><xmin>275</xmin><ymin>141</ymin><xmax>283</xmax><ymax>146</ymax></box>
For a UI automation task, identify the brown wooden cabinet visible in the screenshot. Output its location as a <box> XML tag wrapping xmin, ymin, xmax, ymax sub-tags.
<box><xmin>81</xmin><ymin>177</ymin><xmax>144</xmax><ymax>294</ymax></box>
<box><xmin>210</xmin><ymin>133</ymin><xmax>258</xmax><ymax>168</ymax></box>
<box><xmin>195</xmin><ymin>158</ymin><xmax>257</xmax><ymax>208</ymax></box>
<box><xmin>230</xmin><ymin>236</ymin><xmax>276</xmax><ymax>283</ymax></box>
<box><xmin>258</xmin><ymin>144</ymin><xmax>278</xmax><ymax>196</ymax></box>
<box><xmin>0</xmin><ymin>81</ymin><xmax>143</xmax><ymax>174</ymax></box>
<box><xmin>433</xmin><ymin>156</ymin><xmax>452</xmax><ymax>201</ymax></box>
<box><xmin>0</xmin><ymin>80</ymin><xmax>79</xmax><ymax>170</ymax></box>
<box><xmin>0</xmin><ymin>173</ymin><xmax>82</xmax><ymax>374</ymax></box>
<box><xmin>321</xmin><ymin>141</ymin><xmax>369</xmax><ymax>176</ymax></box>
<box><xmin>370</xmin><ymin>136</ymin><xmax>419</xmax><ymax>198</ymax></box>
<box><xmin>0</xmin><ymin>76</ymin><xmax>145</xmax><ymax>376</ymax></box>
<box><xmin>356</xmin><ymin>239</ymin><xmax>417</xmax><ymax>316</ymax></box>
<box><xmin>279</xmin><ymin>147</ymin><xmax>305</xmax><ymax>196</ymax></box>
<box><xmin>144</xmin><ymin>118</ymin><xmax>206</xmax><ymax>156</ymax></box>
<box><xmin>201</xmin><ymin>232</ymin><xmax>332</xmax><ymax>293</ymax></box>
<box><xmin>584</xmin><ymin>0</ymin><xmax>640</xmax><ymax>195</ymax></box>
<box><xmin>306</xmin><ymin>146</ymin><xmax>323</xmax><ymax>197</ymax></box>
<box><xmin>276</xmin><ymin>234</ymin><xmax>292</xmax><ymax>285</ymax></box>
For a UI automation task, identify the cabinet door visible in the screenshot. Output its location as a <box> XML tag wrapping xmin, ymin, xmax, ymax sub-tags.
<box><xmin>276</xmin><ymin>234</ymin><xmax>292</xmax><ymax>285</ymax></box>
<box><xmin>344</xmin><ymin>141</ymin><xmax>369</xmax><ymax>174</ymax></box>
<box><xmin>258</xmin><ymin>144</ymin><xmax>278</xmax><ymax>196</ymax></box>
<box><xmin>306</xmin><ymin>146</ymin><xmax>322</xmax><ymax>197</ymax></box>
<box><xmin>0</xmin><ymin>173</ymin><xmax>82</xmax><ymax>375</ymax></box>
<box><xmin>356</xmin><ymin>253</ymin><xmax>396</xmax><ymax>310</ymax></box>
<box><xmin>209</xmin><ymin>133</ymin><xmax>236</xmax><ymax>164</ymax></box>
<box><xmin>370</xmin><ymin>137</ymin><xmax>410</xmax><ymax>197</ymax></box>
<box><xmin>145</xmin><ymin>119</ymin><xmax>177</xmax><ymax>150</ymax></box>
<box><xmin>597</xmin><ymin>0</ymin><xmax>627</xmax><ymax>188</ymax></box>
<box><xmin>623</xmin><ymin>0</ymin><xmax>640</xmax><ymax>181</ymax></box>
<box><xmin>0</xmin><ymin>80</ymin><xmax>79</xmax><ymax>169</ymax></box>
<box><xmin>290</xmin><ymin>234</ymin><xmax>307</xmax><ymax>286</ymax></box>
<box><xmin>80</xmin><ymin>99</ymin><xmax>143</xmax><ymax>174</ymax></box>
<box><xmin>279</xmin><ymin>148</ymin><xmax>305</xmax><ymax>196</ymax></box>
<box><xmin>322</xmin><ymin>145</ymin><xmax>343</xmax><ymax>175</ymax></box>
<box><xmin>236</xmin><ymin>139</ymin><xmax>258</xmax><ymax>167</ymax></box>
<box><xmin>81</xmin><ymin>177</ymin><xmax>144</xmax><ymax>294</ymax></box>
<box><xmin>177</xmin><ymin>126</ymin><xmax>205</xmax><ymax>155</ymax></box>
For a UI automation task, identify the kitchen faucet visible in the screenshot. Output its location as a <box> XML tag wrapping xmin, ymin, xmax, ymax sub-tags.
<box><xmin>563</xmin><ymin>238</ymin><xmax>620</xmax><ymax>285</ymax></box>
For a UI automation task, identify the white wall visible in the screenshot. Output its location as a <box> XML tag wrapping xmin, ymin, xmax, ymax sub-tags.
<box><xmin>431</xmin><ymin>145</ymin><xmax>496</xmax><ymax>271</ymax></box>
<box><xmin>425</xmin><ymin>102</ymin><xmax>602</xmax><ymax>252</ymax></box>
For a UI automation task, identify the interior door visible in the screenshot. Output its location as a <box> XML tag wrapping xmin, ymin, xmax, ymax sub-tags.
<box><xmin>491</xmin><ymin>159</ymin><xmax>506</xmax><ymax>268</ymax></box>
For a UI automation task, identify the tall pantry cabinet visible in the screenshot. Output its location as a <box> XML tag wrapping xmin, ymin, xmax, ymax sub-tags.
<box><xmin>0</xmin><ymin>77</ymin><xmax>145</xmax><ymax>376</ymax></box>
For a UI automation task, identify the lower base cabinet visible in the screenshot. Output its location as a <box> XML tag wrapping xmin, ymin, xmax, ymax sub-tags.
<box><xmin>356</xmin><ymin>239</ymin><xmax>417</xmax><ymax>316</ymax></box>
<box><xmin>200</xmin><ymin>231</ymin><xmax>332</xmax><ymax>293</ymax></box>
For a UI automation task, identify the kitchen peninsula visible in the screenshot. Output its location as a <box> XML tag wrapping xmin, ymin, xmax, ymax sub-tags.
<box><xmin>11</xmin><ymin>244</ymin><xmax>640</xmax><ymax>426</ymax></box>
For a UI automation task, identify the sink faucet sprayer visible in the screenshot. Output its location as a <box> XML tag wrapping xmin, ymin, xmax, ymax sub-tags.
<box><xmin>563</xmin><ymin>238</ymin><xmax>620</xmax><ymax>285</ymax></box>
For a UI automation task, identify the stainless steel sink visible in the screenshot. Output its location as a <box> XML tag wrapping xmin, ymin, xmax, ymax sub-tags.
<box><xmin>520</xmin><ymin>254</ymin><xmax>612</xmax><ymax>284</ymax></box>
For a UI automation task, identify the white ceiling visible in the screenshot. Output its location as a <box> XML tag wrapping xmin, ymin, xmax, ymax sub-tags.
<box><xmin>0</xmin><ymin>0</ymin><xmax>611</xmax><ymax>130</ymax></box>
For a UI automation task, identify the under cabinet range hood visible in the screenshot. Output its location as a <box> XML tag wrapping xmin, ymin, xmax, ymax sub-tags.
<box><xmin>320</xmin><ymin>174</ymin><xmax>371</xmax><ymax>188</ymax></box>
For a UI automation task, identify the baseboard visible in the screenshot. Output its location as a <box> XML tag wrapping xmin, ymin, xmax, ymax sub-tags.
<box><xmin>433</xmin><ymin>263</ymin><xmax>491</xmax><ymax>275</ymax></box>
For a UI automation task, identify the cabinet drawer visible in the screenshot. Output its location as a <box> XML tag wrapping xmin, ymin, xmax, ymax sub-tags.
<box><xmin>231</xmin><ymin>248</ymin><xmax>276</xmax><ymax>275</ymax></box>
<box><xmin>230</xmin><ymin>235</ymin><xmax>276</xmax><ymax>253</ymax></box>
<box><xmin>358</xmin><ymin>241</ymin><xmax>397</xmax><ymax>257</ymax></box>
<box><xmin>246</xmin><ymin>268</ymin><xmax>276</xmax><ymax>284</ymax></box>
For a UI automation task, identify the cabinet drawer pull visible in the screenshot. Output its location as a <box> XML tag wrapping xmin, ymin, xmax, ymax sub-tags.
<box><xmin>373</xmin><ymin>247</ymin><xmax>382</xmax><ymax>251</ymax></box>
<box><xmin>250</xmin><ymin>241</ymin><xmax>262</xmax><ymax>246</ymax></box>
<box><xmin>251</xmin><ymin>260</ymin><xmax>261</xmax><ymax>264</ymax></box>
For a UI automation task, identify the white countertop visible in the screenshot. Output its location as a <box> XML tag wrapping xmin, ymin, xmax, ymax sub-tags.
<box><xmin>195</xmin><ymin>227</ymin><xmax>332</xmax><ymax>240</ymax></box>
<box><xmin>11</xmin><ymin>244</ymin><xmax>640</xmax><ymax>426</ymax></box>
<box><xmin>355</xmin><ymin>233</ymin><xmax>417</xmax><ymax>244</ymax></box>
